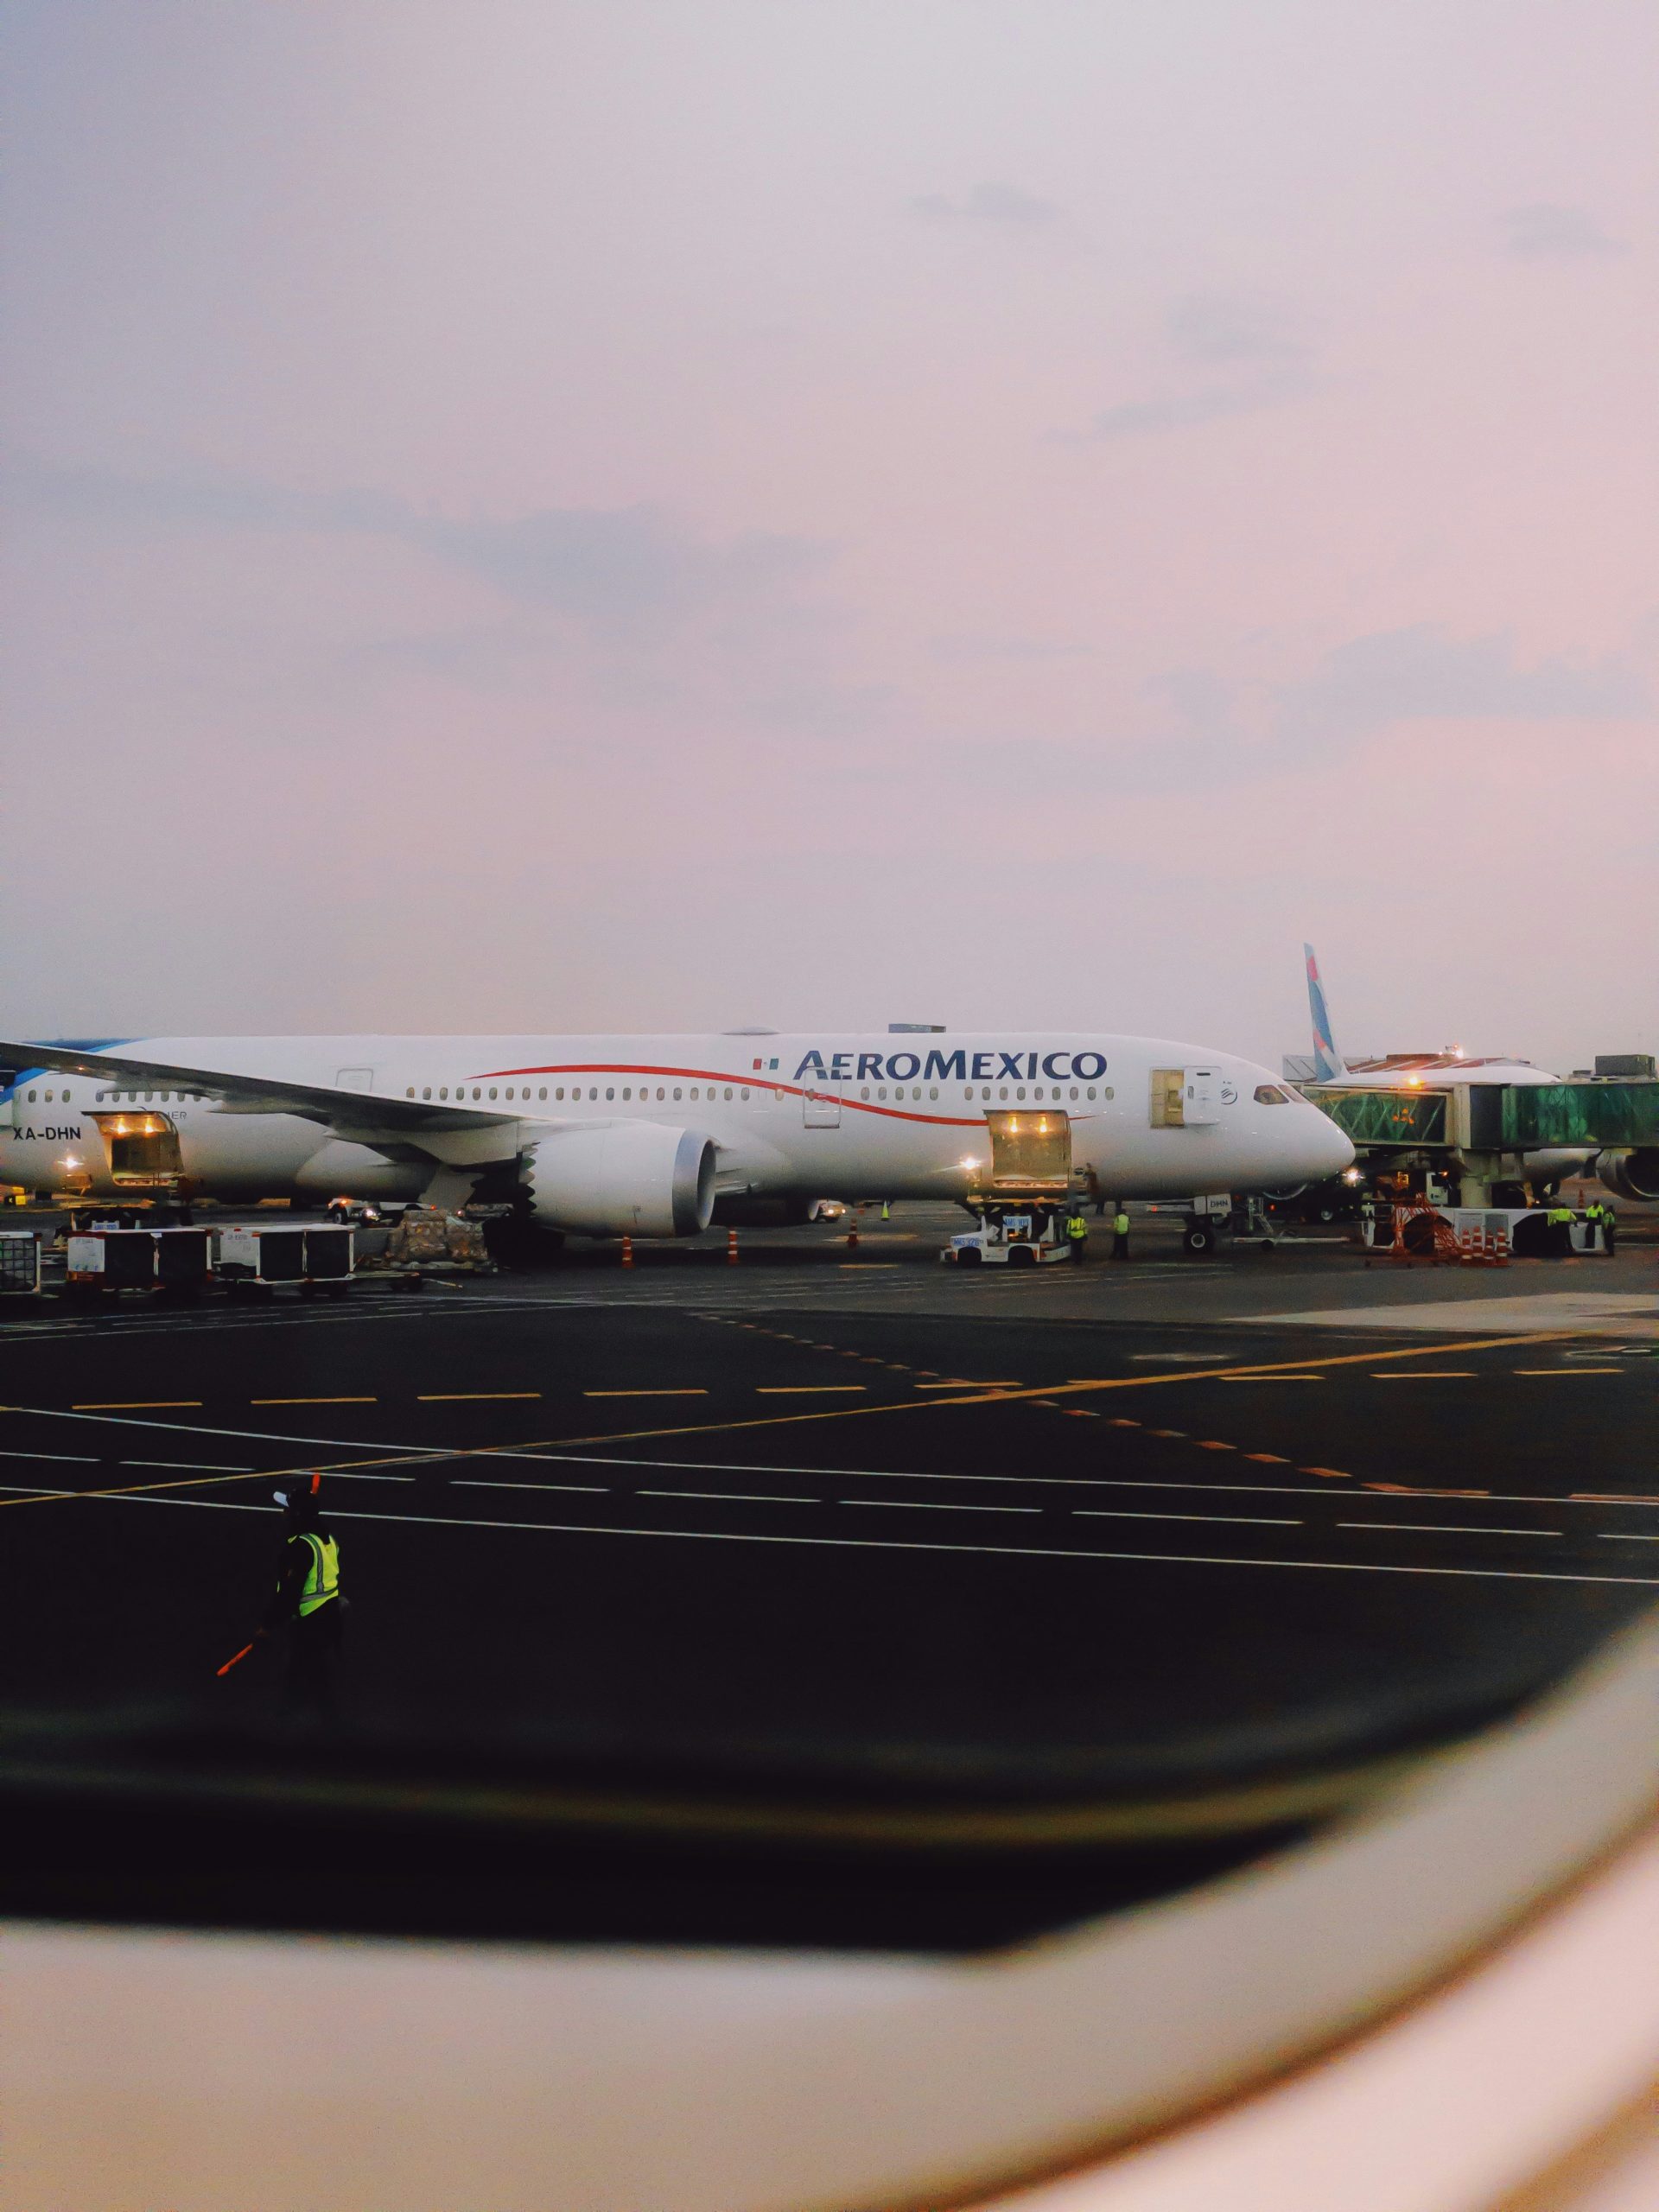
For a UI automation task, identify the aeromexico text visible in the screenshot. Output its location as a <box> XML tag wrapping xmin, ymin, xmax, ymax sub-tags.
<box><xmin>790</xmin><ymin>1048</ymin><xmax>1109</xmax><ymax>1084</ymax></box>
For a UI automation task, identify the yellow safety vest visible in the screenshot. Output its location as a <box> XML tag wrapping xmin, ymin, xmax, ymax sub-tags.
<box><xmin>1114</xmin><ymin>1213</ymin><xmax>1130</xmax><ymax>1236</ymax></box>
<box><xmin>1066</xmin><ymin>1215</ymin><xmax>1086</xmax><ymax>1241</ymax></box>
<box><xmin>291</xmin><ymin>1531</ymin><xmax>340</xmax><ymax>1618</ymax></box>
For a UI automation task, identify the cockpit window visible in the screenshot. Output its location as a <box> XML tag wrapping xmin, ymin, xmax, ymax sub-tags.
<box><xmin>1255</xmin><ymin>1084</ymin><xmax>1291</xmax><ymax>1103</ymax></box>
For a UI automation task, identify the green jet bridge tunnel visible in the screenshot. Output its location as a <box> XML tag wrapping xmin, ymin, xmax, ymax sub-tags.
<box><xmin>1307</xmin><ymin>1082</ymin><xmax>1659</xmax><ymax>1205</ymax></box>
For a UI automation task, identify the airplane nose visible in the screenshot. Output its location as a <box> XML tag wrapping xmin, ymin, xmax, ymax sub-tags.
<box><xmin>1310</xmin><ymin>1111</ymin><xmax>1355</xmax><ymax>1178</ymax></box>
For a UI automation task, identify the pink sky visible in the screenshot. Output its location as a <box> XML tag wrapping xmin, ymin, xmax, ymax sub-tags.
<box><xmin>3</xmin><ymin>3</ymin><xmax>1656</xmax><ymax>1070</ymax></box>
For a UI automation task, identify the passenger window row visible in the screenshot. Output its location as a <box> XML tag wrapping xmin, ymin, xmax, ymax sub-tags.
<box><xmin>403</xmin><ymin>1083</ymin><xmax>753</xmax><ymax>1107</ymax></box>
<box><xmin>35</xmin><ymin>1089</ymin><xmax>207</xmax><ymax>1105</ymax></box>
<box><xmin>956</xmin><ymin>1084</ymin><xmax>1109</xmax><ymax>1104</ymax></box>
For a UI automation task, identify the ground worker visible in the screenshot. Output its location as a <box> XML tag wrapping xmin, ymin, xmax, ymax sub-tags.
<box><xmin>1601</xmin><ymin>1202</ymin><xmax>1617</xmax><ymax>1255</ymax></box>
<box><xmin>1359</xmin><ymin>1191</ymin><xmax>1376</xmax><ymax>1243</ymax></box>
<box><xmin>1545</xmin><ymin>1200</ymin><xmax>1575</xmax><ymax>1258</ymax></box>
<box><xmin>1112</xmin><ymin>1206</ymin><xmax>1131</xmax><ymax>1261</ymax></box>
<box><xmin>880</xmin><ymin>1200</ymin><xmax>891</xmax><ymax>1221</ymax></box>
<box><xmin>1065</xmin><ymin>1205</ymin><xmax>1089</xmax><ymax>1262</ymax></box>
<box><xmin>257</xmin><ymin>1477</ymin><xmax>344</xmax><ymax>1719</ymax></box>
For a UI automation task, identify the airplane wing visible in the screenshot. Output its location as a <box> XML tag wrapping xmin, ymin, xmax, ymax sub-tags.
<box><xmin>0</xmin><ymin>1038</ymin><xmax>524</xmax><ymax>1159</ymax></box>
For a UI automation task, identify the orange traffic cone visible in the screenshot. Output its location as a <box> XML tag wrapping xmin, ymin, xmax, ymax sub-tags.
<box><xmin>620</xmin><ymin>1235</ymin><xmax>633</xmax><ymax>1268</ymax></box>
<box><xmin>727</xmin><ymin>1227</ymin><xmax>739</xmax><ymax>1266</ymax></box>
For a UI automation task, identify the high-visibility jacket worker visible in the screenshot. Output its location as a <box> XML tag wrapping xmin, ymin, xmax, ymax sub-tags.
<box><xmin>1065</xmin><ymin>1209</ymin><xmax>1089</xmax><ymax>1260</ymax></box>
<box><xmin>258</xmin><ymin>1478</ymin><xmax>344</xmax><ymax>1719</ymax></box>
<box><xmin>1112</xmin><ymin>1208</ymin><xmax>1131</xmax><ymax>1261</ymax></box>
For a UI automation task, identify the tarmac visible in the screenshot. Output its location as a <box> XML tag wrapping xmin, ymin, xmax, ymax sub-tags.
<box><xmin>3</xmin><ymin>1202</ymin><xmax>1656</xmax><ymax>1948</ymax></box>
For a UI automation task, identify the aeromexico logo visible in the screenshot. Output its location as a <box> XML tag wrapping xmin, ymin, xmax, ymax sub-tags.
<box><xmin>791</xmin><ymin>1046</ymin><xmax>1109</xmax><ymax>1085</ymax></box>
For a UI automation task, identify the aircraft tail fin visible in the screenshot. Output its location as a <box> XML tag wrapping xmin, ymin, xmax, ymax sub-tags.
<box><xmin>1304</xmin><ymin>944</ymin><xmax>1346</xmax><ymax>1082</ymax></box>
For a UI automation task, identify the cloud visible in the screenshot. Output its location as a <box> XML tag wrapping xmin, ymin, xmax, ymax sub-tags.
<box><xmin>910</xmin><ymin>180</ymin><xmax>1058</xmax><ymax>227</ymax></box>
<box><xmin>1059</xmin><ymin>289</ymin><xmax>1317</xmax><ymax>443</ymax></box>
<box><xmin>1166</xmin><ymin>293</ymin><xmax>1310</xmax><ymax>367</ymax></box>
<box><xmin>1276</xmin><ymin>623</ymin><xmax>1651</xmax><ymax>741</ymax></box>
<box><xmin>1500</xmin><ymin>203</ymin><xmax>1624</xmax><ymax>260</ymax></box>
<box><xmin>5</xmin><ymin>457</ymin><xmax>830</xmax><ymax>632</ymax></box>
<box><xmin>1035</xmin><ymin>625</ymin><xmax>1655</xmax><ymax>798</ymax></box>
<box><xmin>1065</xmin><ymin>376</ymin><xmax>1307</xmax><ymax>443</ymax></box>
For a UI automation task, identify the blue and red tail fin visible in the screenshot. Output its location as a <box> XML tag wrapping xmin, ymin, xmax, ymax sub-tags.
<box><xmin>1303</xmin><ymin>944</ymin><xmax>1345</xmax><ymax>1082</ymax></box>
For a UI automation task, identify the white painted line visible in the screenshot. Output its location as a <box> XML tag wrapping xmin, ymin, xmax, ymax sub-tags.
<box><xmin>1514</xmin><ymin>1368</ymin><xmax>1624</xmax><ymax>1376</ymax></box>
<box><xmin>84</xmin><ymin>1491</ymin><xmax>1659</xmax><ymax>1586</ymax></box>
<box><xmin>121</xmin><ymin>1459</ymin><xmax>254</xmax><ymax>1473</ymax></box>
<box><xmin>453</xmin><ymin>1479</ymin><xmax>609</xmax><ymax>1496</ymax></box>
<box><xmin>639</xmin><ymin>1489</ymin><xmax>817</xmax><ymax>1504</ymax></box>
<box><xmin>1337</xmin><ymin>1522</ymin><xmax>1563</xmax><ymax>1537</ymax></box>
<box><xmin>0</xmin><ymin>1448</ymin><xmax>99</xmax><ymax>1464</ymax></box>
<box><xmin>1074</xmin><ymin>1509</ymin><xmax>1302</xmax><ymax>1527</ymax></box>
<box><xmin>452</xmin><ymin>1451</ymin><xmax>1659</xmax><ymax>1513</ymax></box>
<box><xmin>842</xmin><ymin>1498</ymin><xmax>1042</xmax><ymax>1515</ymax></box>
<box><xmin>1599</xmin><ymin>1533</ymin><xmax>1659</xmax><ymax>1543</ymax></box>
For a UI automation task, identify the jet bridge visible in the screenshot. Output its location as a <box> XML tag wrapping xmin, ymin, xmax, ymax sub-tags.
<box><xmin>1309</xmin><ymin>1080</ymin><xmax>1659</xmax><ymax>1205</ymax></box>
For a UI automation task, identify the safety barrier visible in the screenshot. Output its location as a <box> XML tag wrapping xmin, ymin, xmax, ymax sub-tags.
<box><xmin>1384</xmin><ymin>1203</ymin><xmax>1462</xmax><ymax>1266</ymax></box>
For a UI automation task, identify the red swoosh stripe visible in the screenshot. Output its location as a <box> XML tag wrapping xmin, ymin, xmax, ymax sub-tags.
<box><xmin>463</xmin><ymin>1061</ymin><xmax>1076</xmax><ymax>1130</ymax></box>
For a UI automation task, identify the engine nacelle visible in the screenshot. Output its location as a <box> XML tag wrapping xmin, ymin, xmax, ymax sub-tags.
<box><xmin>524</xmin><ymin>1122</ymin><xmax>716</xmax><ymax>1237</ymax></box>
<box><xmin>1596</xmin><ymin>1147</ymin><xmax>1659</xmax><ymax>1203</ymax></box>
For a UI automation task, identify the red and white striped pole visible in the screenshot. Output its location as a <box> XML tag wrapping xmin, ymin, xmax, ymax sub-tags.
<box><xmin>727</xmin><ymin>1226</ymin><xmax>739</xmax><ymax>1266</ymax></box>
<box><xmin>620</xmin><ymin>1234</ymin><xmax>633</xmax><ymax>1268</ymax></box>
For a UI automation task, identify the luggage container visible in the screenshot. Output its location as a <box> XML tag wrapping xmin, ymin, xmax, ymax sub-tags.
<box><xmin>0</xmin><ymin>1230</ymin><xmax>42</xmax><ymax>1295</ymax></box>
<box><xmin>215</xmin><ymin>1222</ymin><xmax>354</xmax><ymax>1298</ymax></box>
<box><xmin>64</xmin><ymin>1226</ymin><xmax>210</xmax><ymax>1299</ymax></box>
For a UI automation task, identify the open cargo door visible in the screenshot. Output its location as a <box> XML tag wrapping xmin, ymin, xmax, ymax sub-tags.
<box><xmin>88</xmin><ymin>1111</ymin><xmax>184</xmax><ymax>1188</ymax></box>
<box><xmin>982</xmin><ymin>1109</ymin><xmax>1071</xmax><ymax>1198</ymax></box>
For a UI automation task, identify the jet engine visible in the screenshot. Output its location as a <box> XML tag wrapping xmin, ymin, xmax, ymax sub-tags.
<box><xmin>1595</xmin><ymin>1148</ymin><xmax>1659</xmax><ymax>1203</ymax></box>
<box><xmin>524</xmin><ymin>1122</ymin><xmax>716</xmax><ymax>1237</ymax></box>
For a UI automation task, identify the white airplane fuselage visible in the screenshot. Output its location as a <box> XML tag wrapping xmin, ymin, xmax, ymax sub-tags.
<box><xmin>1</xmin><ymin>1030</ymin><xmax>1354</xmax><ymax>1212</ymax></box>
